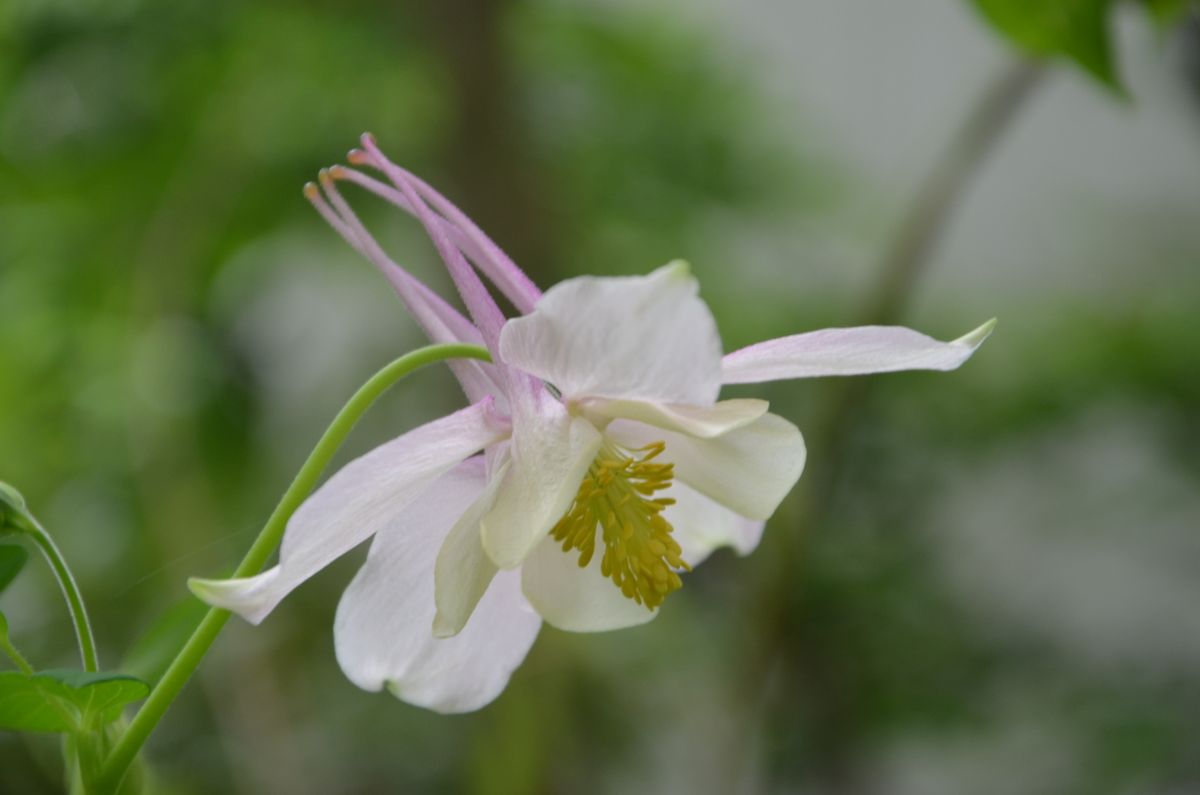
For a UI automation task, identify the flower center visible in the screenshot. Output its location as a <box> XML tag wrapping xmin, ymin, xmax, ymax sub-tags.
<box><xmin>549</xmin><ymin>440</ymin><xmax>690</xmax><ymax>609</ymax></box>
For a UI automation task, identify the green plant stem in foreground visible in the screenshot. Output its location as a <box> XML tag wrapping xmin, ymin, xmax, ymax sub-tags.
<box><xmin>0</xmin><ymin>627</ymin><xmax>35</xmax><ymax>675</ymax></box>
<box><xmin>26</xmin><ymin>517</ymin><xmax>101</xmax><ymax>675</ymax></box>
<box><xmin>94</xmin><ymin>343</ymin><xmax>492</xmax><ymax>794</ymax></box>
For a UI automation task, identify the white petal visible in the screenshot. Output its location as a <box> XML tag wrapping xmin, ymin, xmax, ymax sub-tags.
<box><xmin>334</xmin><ymin>462</ymin><xmax>541</xmax><ymax>714</ymax></box>
<box><xmin>721</xmin><ymin>319</ymin><xmax>996</xmax><ymax>384</ymax></box>
<box><xmin>189</xmin><ymin>399</ymin><xmax>509</xmax><ymax>624</ymax></box>
<box><xmin>480</xmin><ymin>393</ymin><xmax>602</xmax><ymax>569</ymax></box>
<box><xmin>520</xmin><ymin>536</ymin><xmax>658</xmax><ymax>633</ymax></box>
<box><xmin>432</xmin><ymin>460</ymin><xmax>506</xmax><ymax>637</ymax></box>
<box><xmin>607</xmin><ymin>413</ymin><xmax>806</xmax><ymax>521</ymax></box>
<box><xmin>580</xmin><ymin>397</ymin><xmax>768</xmax><ymax>439</ymax></box>
<box><xmin>499</xmin><ymin>261</ymin><xmax>723</xmax><ymax>405</ymax></box>
<box><xmin>666</xmin><ymin>481</ymin><xmax>766</xmax><ymax>567</ymax></box>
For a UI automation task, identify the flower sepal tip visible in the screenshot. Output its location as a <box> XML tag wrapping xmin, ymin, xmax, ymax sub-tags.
<box><xmin>953</xmin><ymin>317</ymin><xmax>998</xmax><ymax>349</ymax></box>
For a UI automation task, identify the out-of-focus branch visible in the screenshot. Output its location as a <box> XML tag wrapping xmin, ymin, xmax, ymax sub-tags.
<box><xmin>808</xmin><ymin>58</ymin><xmax>1046</xmax><ymax>506</ymax></box>
<box><xmin>738</xmin><ymin>57</ymin><xmax>1047</xmax><ymax>793</ymax></box>
<box><xmin>865</xmin><ymin>58</ymin><xmax>1045</xmax><ymax>327</ymax></box>
<box><xmin>423</xmin><ymin>0</ymin><xmax>556</xmax><ymax>285</ymax></box>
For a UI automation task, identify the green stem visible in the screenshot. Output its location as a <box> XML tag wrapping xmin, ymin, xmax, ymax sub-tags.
<box><xmin>0</xmin><ymin>630</ymin><xmax>35</xmax><ymax>675</ymax></box>
<box><xmin>727</xmin><ymin>58</ymin><xmax>1047</xmax><ymax>791</ymax></box>
<box><xmin>94</xmin><ymin>343</ymin><xmax>491</xmax><ymax>795</ymax></box>
<box><xmin>25</xmin><ymin>517</ymin><xmax>100</xmax><ymax>674</ymax></box>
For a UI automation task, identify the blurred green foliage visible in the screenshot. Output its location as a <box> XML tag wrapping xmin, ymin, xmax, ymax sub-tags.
<box><xmin>0</xmin><ymin>545</ymin><xmax>28</xmax><ymax>593</ymax></box>
<box><xmin>969</xmin><ymin>0</ymin><xmax>1195</xmax><ymax>86</ymax></box>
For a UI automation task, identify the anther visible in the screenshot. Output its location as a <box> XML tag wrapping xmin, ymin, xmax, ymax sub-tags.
<box><xmin>547</xmin><ymin>440</ymin><xmax>687</xmax><ymax>610</ymax></box>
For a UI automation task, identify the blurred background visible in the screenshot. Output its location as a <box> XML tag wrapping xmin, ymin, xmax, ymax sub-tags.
<box><xmin>2</xmin><ymin>0</ymin><xmax>1199</xmax><ymax>792</ymax></box>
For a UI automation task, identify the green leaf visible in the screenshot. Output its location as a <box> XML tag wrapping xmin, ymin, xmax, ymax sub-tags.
<box><xmin>970</xmin><ymin>0</ymin><xmax>1118</xmax><ymax>86</ymax></box>
<box><xmin>1143</xmin><ymin>0</ymin><xmax>1193</xmax><ymax>24</ymax></box>
<box><xmin>0</xmin><ymin>482</ymin><xmax>27</xmax><ymax>514</ymax></box>
<box><xmin>0</xmin><ymin>544</ymin><xmax>29</xmax><ymax>594</ymax></box>
<box><xmin>0</xmin><ymin>670</ymin><xmax>149</xmax><ymax>733</ymax></box>
<box><xmin>0</xmin><ymin>482</ymin><xmax>31</xmax><ymax>535</ymax></box>
<box><xmin>970</xmin><ymin>0</ymin><xmax>1199</xmax><ymax>88</ymax></box>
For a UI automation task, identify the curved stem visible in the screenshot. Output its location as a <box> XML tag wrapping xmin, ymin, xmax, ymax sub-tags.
<box><xmin>861</xmin><ymin>58</ymin><xmax>1046</xmax><ymax>327</ymax></box>
<box><xmin>808</xmin><ymin>57</ymin><xmax>1047</xmax><ymax>512</ymax></box>
<box><xmin>735</xmin><ymin>58</ymin><xmax>1047</xmax><ymax>792</ymax></box>
<box><xmin>24</xmin><ymin>518</ymin><xmax>100</xmax><ymax>674</ymax></box>
<box><xmin>0</xmin><ymin>629</ymin><xmax>35</xmax><ymax>675</ymax></box>
<box><xmin>95</xmin><ymin>343</ymin><xmax>491</xmax><ymax>794</ymax></box>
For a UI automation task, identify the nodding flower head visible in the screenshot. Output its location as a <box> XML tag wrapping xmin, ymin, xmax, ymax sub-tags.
<box><xmin>191</xmin><ymin>134</ymin><xmax>994</xmax><ymax>714</ymax></box>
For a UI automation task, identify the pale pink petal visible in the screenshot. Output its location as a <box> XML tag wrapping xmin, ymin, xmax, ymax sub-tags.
<box><xmin>334</xmin><ymin>461</ymin><xmax>541</xmax><ymax>714</ymax></box>
<box><xmin>721</xmin><ymin>320</ymin><xmax>996</xmax><ymax>384</ymax></box>
<box><xmin>189</xmin><ymin>399</ymin><xmax>510</xmax><ymax>624</ymax></box>
<box><xmin>432</xmin><ymin>458</ymin><xmax>507</xmax><ymax>638</ymax></box>
<box><xmin>607</xmin><ymin>412</ymin><xmax>806</xmax><ymax>521</ymax></box>
<box><xmin>520</xmin><ymin>536</ymin><xmax>658</xmax><ymax>633</ymax></box>
<box><xmin>580</xmin><ymin>397</ymin><xmax>768</xmax><ymax>439</ymax></box>
<box><xmin>499</xmin><ymin>262</ymin><xmax>723</xmax><ymax>405</ymax></box>
<box><xmin>481</xmin><ymin>392</ymin><xmax>602</xmax><ymax>569</ymax></box>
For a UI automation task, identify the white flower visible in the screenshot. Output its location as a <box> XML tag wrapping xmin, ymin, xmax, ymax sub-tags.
<box><xmin>191</xmin><ymin>136</ymin><xmax>993</xmax><ymax>713</ymax></box>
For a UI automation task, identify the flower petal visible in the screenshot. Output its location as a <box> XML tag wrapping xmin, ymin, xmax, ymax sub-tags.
<box><xmin>521</xmin><ymin>536</ymin><xmax>657</xmax><ymax>633</ymax></box>
<box><xmin>581</xmin><ymin>397</ymin><xmax>768</xmax><ymax>439</ymax></box>
<box><xmin>721</xmin><ymin>319</ymin><xmax>996</xmax><ymax>383</ymax></box>
<box><xmin>432</xmin><ymin>460</ymin><xmax>507</xmax><ymax>638</ymax></box>
<box><xmin>499</xmin><ymin>261</ymin><xmax>723</xmax><ymax>405</ymax></box>
<box><xmin>334</xmin><ymin>462</ymin><xmax>541</xmax><ymax>714</ymax></box>
<box><xmin>607</xmin><ymin>412</ymin><xmax>806</xmax><ymax>521</ymax></box>
<box><xmin>189</xmin><ymin>399</ymin><xmax>509</xmax><ymax>624</ymax></box>
<box><xmin>666</xmin><ymin>481</ymin><xmax>766</xmax><ymax>566</ymax></box>
<box><xmin>480</xmin><ymin>393</ymin><xmax>602</xmax><ymax>569</ymax></box>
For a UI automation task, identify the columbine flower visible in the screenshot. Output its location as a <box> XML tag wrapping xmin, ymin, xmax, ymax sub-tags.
<box><xmin>191</xmin><ymin>134</ymin><xmax>993</xmax><ymax>713</ymax></box>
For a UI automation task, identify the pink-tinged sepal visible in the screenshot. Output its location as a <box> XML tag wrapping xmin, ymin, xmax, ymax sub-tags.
<box><xmin>189</xmin><ymin>398</ymin><xmax>511</xmax><ymax>625</ymax></box>
<box><xmin>721</xmin><ymin>319</ymin><xmax>996</xmax><ymax>384</ymax></box>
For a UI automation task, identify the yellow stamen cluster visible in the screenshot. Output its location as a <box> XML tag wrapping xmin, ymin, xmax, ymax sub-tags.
<box><xmin>549</xmin><ymin>441</ymin><xmax>690</xmax><ymax>609</ymax></box>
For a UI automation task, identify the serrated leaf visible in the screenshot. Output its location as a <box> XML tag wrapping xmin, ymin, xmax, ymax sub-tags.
<box><xmin>0</xmin><ymin>544</ymin><xmax>29</xmax><ymax>594</ymax></box>
<box><xmin>0</xmin><ymin>670</ymin><xmax>149</xmax><ymax>733</ymax></box>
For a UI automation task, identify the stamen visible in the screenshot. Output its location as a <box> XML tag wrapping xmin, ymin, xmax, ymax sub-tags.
<box><xmin>549</xmin><ymin>441</ymin><xmax>690</xmax><ymax>610</ymax></box>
